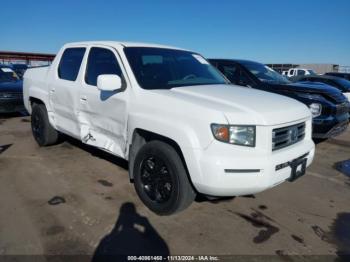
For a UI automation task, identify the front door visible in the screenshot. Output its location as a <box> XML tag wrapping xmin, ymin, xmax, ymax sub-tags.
<box><xmin>78</xmin><ymin>46</ymin><xmax>129</xmax><ymax>158</ymax></box>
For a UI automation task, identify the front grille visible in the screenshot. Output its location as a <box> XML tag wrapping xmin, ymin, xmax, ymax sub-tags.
<box><xmin>0</xmin><ymin>92</ymin><xmax>23</xmax><ymax>99</ymax></box>
<box><xmin>336</xmin><ymin>102</ymin><xmax>350</xmax><ymax>115</ymax></box>
<box><xmin>272</xmin><ymin>122</ymin><xmax>305</xmax><ymax>151</ymax></box>
<box><xmin>326</xmin><ymin>121</ymin><xmax>348</xmax><ymax>138</ymax></box>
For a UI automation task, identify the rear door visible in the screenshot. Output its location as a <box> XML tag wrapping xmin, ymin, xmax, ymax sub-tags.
<box><xmin>49</xmin><ymin>47</ymin><xmax>86</xmax><ymax>138</ymax></box>
<box><xmin>78</xmin><ymin>46</ymin><xmax>129</xmax><ymax>158</ymax></box>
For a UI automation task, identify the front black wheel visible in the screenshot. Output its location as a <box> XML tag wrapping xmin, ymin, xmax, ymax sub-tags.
<box><xmin>133</xmin><ymin>141</ymin><xmax>196</xmax><ymax>215</ymax></box>
<box><xmin>31</xmin><ymin>103</ymin><xmax>59</xmax><ymax>146</ymax></box>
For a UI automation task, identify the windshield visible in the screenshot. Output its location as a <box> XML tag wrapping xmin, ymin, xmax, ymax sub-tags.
<box><xmin>0</xmin><ymin>67</ymin><xmax>19</xmax><ymax>82</ymax></box>
<box><xmin>308</xmin><ymin>69</ymin><xmax>317</xmax><ymax>75</ymax></box>
<box><xmin>239</xmin><ymin>61</ymin><xmax>291</xmax><ymax>84</ymax></box>
<box><xmin>124</xmin><ymin>47</ymin><xmax>227</xmax><ymax>89</ymax></box>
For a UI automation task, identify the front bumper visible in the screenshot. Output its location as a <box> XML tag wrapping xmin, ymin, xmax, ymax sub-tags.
<box><xmin>312</xmin><ymin>114</ymin><xmax>349</xmax><ymax>139</ymax></box>
<box><xmin>0</xmin><ymin>97</ymin><xmax>25</xmax><ymax>113</ymax></box>
<box><xmin>182</xmin><ymin>120</ymin><xmax>315</xmax><ymax>197</ymax></box>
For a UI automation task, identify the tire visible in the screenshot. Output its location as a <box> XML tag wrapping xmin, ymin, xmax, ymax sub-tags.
<box><xmin>31</xmin><ymin>103</ymin><xmax>59</xmax><ymax>146</ymax></box>
<box><xmin>133</xmin><ymin>141</ymin><xmax>196</xmax><ymax>215</ymax></box>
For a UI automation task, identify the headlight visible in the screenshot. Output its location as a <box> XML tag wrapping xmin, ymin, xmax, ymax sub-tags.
<box><xmin>295</xmin><ymin>93</ymin><xmax>323</xmax><ymax>118</ymax></box>
<box><xmin>309</xmin><ymin>103</ymin><xmax>322</xmax><ymax>118</ymax></box>
<box><xmin>211</xmin><ymin>124</ymin><xmax>255</xmax><ymax>147</ymax></box>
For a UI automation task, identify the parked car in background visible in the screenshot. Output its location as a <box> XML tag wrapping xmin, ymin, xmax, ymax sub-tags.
<box><xmin>23</xmin><ymin>41</ymin><xmax>315</xmax><ymax>215</ymax></box>
<box><xmin>209</xmin><ymin>59</ymin><xmax>349</xmax><ymax>139</ymax></box>
<box><xmin>282</xmin><ymin>68</ymin><xmax>317</xmax><ymax>78</ymax></box>
<box><xmin>293</xmin><ymin>75</ymin><xmax>350</xmax><ymax>101</ymax></box>
<box><xmin>0</xmin><ymin>65</ymin><xmax>25</xmax><ymax>113</ymax></box>
<box><xmin>325</xmin><ymin>72</ymin><xmax>350</xmax><ymax>81</ymax></box>
<box><xmin>11</xmin><ymin>64</ymin><xmax>28</xmax><ymax>79</ymax></box>
<box><xmin>0</xmin><ymin>64</ymin><xmax>20</xmax><ymax>80</ymax></box>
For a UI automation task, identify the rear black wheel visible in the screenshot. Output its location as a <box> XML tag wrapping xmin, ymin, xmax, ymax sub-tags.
<box><xmin>31</xmin><ymin>104</ymin><xmax>59</xmax><ymax>146</ymax></box>
<box><xmin>133</xmin><ymin>141</ymin><xmax>196</xmax><ymax>215</ymax></box>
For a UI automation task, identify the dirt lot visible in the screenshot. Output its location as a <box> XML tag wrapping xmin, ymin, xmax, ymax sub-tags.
<box><xmin>0</xmin><ymin>114</ymin><xmax>349</xmax><ymax>260</ymax></box>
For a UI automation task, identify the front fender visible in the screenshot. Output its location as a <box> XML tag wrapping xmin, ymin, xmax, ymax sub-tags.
<box><xmin>127</xmin><ymin>112</ymin><xmax>214</xmax><ymax>151</ymax></box>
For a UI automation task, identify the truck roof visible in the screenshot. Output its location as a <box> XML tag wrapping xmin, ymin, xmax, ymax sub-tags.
<box><xmin>63</xmin><ymin>41</ymin><xmax>188</xmax><ymax>51</ymax></box>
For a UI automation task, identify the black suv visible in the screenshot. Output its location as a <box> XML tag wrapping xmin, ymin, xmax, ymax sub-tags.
<box><xmin>325</xmin><ymin>72</ymin><xmax>350</xmax><ymax>81</ymax></box>
<box><xmin>292</xmin><ymin>75</ymin><xmax>350</xmax><ymax>100</ymax></box>
<box><xmin>209</xmin><ymin>59</ymin><xmax>349</xmax><ymax>139</ymax></box>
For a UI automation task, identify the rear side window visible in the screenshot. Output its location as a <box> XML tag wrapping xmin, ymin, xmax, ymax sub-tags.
<box><xmin>85</xmin><ymin>47</ymin><xmax>123</xmax><ymax>86</ymax></box>
<box><xmin>58</xmin><ymin>48</ymin><xmax>86</xmax><ymax>81</ymax></box>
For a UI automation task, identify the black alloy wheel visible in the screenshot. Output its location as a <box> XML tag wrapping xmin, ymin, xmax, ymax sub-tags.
<box><xmin>140</xmin><ymin>155</ymin><xmax>173</xmax><ymax>203</ymax></box>
<box><xmin>133</xmin><ymin>141</ymin><xmax>196</xmax><ymax>215</ymax></box>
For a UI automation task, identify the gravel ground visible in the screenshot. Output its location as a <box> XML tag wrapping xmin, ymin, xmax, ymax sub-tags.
<box><xmin>0</xmin><ymin>114</ymin><xmax>349</xmax><ymax>261</ymax></box>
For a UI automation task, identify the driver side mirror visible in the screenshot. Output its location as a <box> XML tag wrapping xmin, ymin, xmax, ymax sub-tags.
<box><xmin>97</xmin><ymin>74</ymin><xmax>122</xmax><ymax>92</ymax></box>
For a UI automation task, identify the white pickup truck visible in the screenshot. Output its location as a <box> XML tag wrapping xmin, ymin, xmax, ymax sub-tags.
<box><xmin>23</xmin><ymin>41</ymin><xmax>315</xmax><ymax>215</ymax></box>
<box><xmin>282</xmin><ymin>68</ymin><xmax>316</xmax><ymax>78</ymax></box>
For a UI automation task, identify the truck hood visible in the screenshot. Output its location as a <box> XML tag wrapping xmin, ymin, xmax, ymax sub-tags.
<box><xmin>0</xmin><ymin>80</ymin><xmax>23</xmax><ymax>93</ymax></box>
<box><xmin>165</xmin><ymin>84</ymin><xmax>310</xmax><ymax>126</ymax></box>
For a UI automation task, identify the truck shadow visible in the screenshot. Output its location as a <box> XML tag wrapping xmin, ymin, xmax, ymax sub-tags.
<box><xmin>62</xmin><ymin>135</ymin><xmax>129</xmax><ymax>171</ymax></box>
<box><xmin>0</xmin><ymin>111</ymin><xmax>28</xmax><ymax>119</ymax></box>
<box><xmin>313</xmin><ymin>138</ymin><xmax>328</xmax><ymax>145</ymax></box>
<box><xmin>92</xmin><ymin>202</ymin><xmax>169</xmax><ymax>261</ymax></box>
<box><xmin>195</xmin><ymin>194</ymin><xmax>235</xmax><ymax>203</ymax></box>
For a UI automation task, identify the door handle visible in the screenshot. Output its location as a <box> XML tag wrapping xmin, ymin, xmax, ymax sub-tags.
<box><xmin>80</xmin><ymin>96</ymin><xmax>87</xmax><ymax>101</ymax></box>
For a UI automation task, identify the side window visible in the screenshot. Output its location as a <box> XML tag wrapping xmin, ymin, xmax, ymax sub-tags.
<box><xmin>297</xmin><ymin>70</ymin><xmax>306</xmax><ymax>76</ymax></box>
<box><xmin>85</xmin><ymin>47</ymin><xmax>123</xmax><ymax>86</ymax></box>
<box><xmin>58</xmin><ymin>48</ymin><xmax>86</xmax><ymax>81</ymax></box>
<box><xmin>238</xmin><ymin>71</ymin><xmax>253</xmax><ymax>86</ymax></box>
<box><xmin>218</xmin><ymin>63</ymin><xmax>239</xmax><ymax>84</ymax></box>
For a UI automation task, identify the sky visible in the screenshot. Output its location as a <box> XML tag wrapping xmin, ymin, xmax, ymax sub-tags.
<box><xmin>1</xmin><ymin>0</ymin><xmax>349</xmax><ymax>65</ymax></box>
